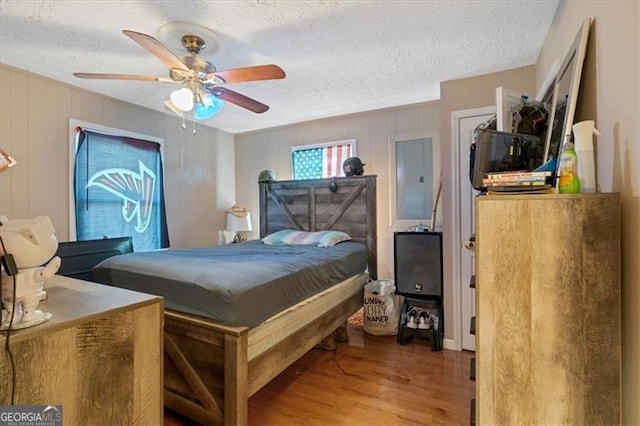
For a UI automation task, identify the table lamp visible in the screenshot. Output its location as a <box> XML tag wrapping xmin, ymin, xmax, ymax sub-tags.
<box><xmin>225</xmin><ymin>205</ymin><xmax>252</xmax><ymax>243</ymax></box>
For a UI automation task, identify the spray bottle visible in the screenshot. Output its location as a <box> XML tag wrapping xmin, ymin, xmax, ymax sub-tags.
<box><xmin>557</xmin><ymin>135</ymin><xmax>580</xmax><ymax>194</ymax></box>
<box><xmin>572</xmin><ymin>120</ymin><xmax>601</xmax><ymax>193</ymax></box>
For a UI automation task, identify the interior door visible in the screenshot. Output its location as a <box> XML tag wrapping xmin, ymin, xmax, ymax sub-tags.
<box><xmin>457</xmin><ymin>110</ymin><xmax>495</xmax><ymax>351</ymax></box>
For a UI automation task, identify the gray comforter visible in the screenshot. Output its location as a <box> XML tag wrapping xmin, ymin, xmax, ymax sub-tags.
<box><xmin>92</xmin><ymin>240</ymin><xmax>367</xmax><ymax>327</ymax></box>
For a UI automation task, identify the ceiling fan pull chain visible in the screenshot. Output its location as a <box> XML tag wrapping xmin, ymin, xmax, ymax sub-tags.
<box><xmin>192</xmin><ymin>108</ymin><xmax>197</xmax><ymax>136</ymax></box>
<box><xmin>181</xmin><ymin>113</ymin><xmax>186</xmax><ymax>130</ymax></box>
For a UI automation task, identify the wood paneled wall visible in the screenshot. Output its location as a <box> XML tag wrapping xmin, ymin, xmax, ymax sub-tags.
<box><xmin>235</xmin><ymin>102</ymin><xmax>440</xmax><ymax>281</ymax></box>
<box><xmin>0</xmin><ymin>65</ymin><xmax>236</xmax><ymax>249</ymax></box>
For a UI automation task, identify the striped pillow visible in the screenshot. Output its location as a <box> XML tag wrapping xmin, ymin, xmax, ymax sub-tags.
<box><xmin>262</xmin><ymin>229</ymin><xmax>351</xmax><ymax>247</ymax></box>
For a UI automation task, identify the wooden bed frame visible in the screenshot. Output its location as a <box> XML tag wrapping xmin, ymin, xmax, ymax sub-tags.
<box><xmin>55</xmin><ymin>175</ymin><xmax>377</xmax><ymax>425</ymax></box>
<box><xmin>161</xmin><ymin>175</ymin><xmax>377</xmax><ymax>424</ymax></box>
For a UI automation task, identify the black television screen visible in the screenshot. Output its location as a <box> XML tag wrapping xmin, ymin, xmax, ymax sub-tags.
<box><xmin>471</xmin><ymin>129</ymin><xmax>544</xmax><ymax>190</ymax></box>
<box><xmin>55</xmin><ymin>236</ymin><xmax>133</xmax><ymax>281</ymax></box>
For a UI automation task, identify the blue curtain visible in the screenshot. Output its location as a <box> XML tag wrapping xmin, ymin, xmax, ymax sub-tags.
<box><xmin>74</xmin><ymin>129</ymin><xmax>170</xmax><ymax>251</ymax></box>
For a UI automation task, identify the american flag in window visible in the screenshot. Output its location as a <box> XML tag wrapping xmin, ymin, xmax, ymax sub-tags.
<box><xmin>291</xmin><ymin>142</ymin><xmax>352</xmax><ymax>180</ymax></box>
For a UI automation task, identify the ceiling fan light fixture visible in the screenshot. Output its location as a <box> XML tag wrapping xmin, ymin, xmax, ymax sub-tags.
<box><xmin>170</xmin><ymin>87</ymin><xmax>194</xmax><ymax>112</ymax></box>
<box><xmin>164</xmin><ymin>99</ymin><xmax>183</xmax><ymax>117</ymax></box>
<box><xmin>73</xmin><ymin>27</ymin><xmax>283</xmax><ymax>125</ymax></box>
<box><xmin>195</xmin><ymin>93</ymin><xmax>224</xmax><ymax>120</ymax></box>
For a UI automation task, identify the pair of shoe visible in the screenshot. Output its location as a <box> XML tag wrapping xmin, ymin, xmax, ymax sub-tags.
<box><xmin>406</xmin><ymin>313</ymin><xmax>419</xmax><ymax>329</ymax></box>
<box><xmin>405</xmin><ymin>308</ymin><xmax>438</xmax><ymax>330</ymax></box>
<box><xmin>405</xmin><ymin>307</ymin><xmax>419</xmax><ymax>329</ymax></box>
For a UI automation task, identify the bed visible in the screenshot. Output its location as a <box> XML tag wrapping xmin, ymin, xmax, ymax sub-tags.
<box><xmin>78</xmin><ymin>175</ymin><xmax>377</xmax><ymax>425</ymax></box>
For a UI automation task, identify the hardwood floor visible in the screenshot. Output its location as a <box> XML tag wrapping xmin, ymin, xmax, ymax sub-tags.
<box><xmin>165</xmin><ymin>320</ymin><xmax>474</xmax><ymax>425</ymax></box>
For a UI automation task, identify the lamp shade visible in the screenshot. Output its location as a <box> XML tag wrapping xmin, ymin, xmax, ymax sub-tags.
<box><xmin>195</xmin><ymin>93</ymin><xmax>224</xmax><ymax>120</ymax></box>
<box><xmin>225</xmin><ymin>212</ymin><xmax>252</xmax><ymax>232</ymax></box>
<box><xmin>164</xmin><ymin>99</ymin><xmax>184</xmax><ymax>117</ymax></box>
<box><xmin>170</xmin><ymin>87</ymin><xmax>194</xmax><ymax>112</ymax></box>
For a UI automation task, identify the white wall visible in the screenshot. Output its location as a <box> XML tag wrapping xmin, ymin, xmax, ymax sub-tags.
<box><xmin>536</xmin><ymin>2</ymin><xmax>640</xmax><ymax>423</ymax></box>
<box><xmin>439</xmin><ymin>66</ymin><xmax>536</xmax><ymax>347</ymax></box>
<box><xmin>0</xmin><ymin>65</ymin><xmax>236</xmax><ymax>248</ymax></box>
<box><xmin>235</xmin><ymin>102</ymin><xmax>440</xmax><ymax>280</ymax></box>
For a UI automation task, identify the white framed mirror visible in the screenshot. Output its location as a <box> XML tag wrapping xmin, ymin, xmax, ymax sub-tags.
<box><xmin>544</xmin><ymin>17</ymin><xmax>591</xmax><ymax>163</ymax></box>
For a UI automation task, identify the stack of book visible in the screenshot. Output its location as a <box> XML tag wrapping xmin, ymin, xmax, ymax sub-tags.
<box><xmin>483</xmin><ymin>171</ymin><xmax>554</xmax><ymax>193</ymax></box>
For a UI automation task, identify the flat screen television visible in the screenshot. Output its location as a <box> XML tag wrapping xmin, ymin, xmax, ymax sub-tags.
<box><xmin>470</xmin><ymin>129</ymin><xmax>545</xmax><ymax>191</ymax></box>
<box><xmin>55</xmin><ymin>236</ymin><xmax>133</xmax><ymax>281</ymax></box>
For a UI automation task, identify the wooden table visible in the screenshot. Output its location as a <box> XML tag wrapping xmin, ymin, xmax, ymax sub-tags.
<box><xmin>0</xmin><ymin>275</ymin><xmax>163</xmax><ymax>425</ymax></box>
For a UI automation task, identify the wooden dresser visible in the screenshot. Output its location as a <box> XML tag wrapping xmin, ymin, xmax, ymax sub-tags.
<box><xmin>0</xmin><ymin>275</ymin><xmax>163</xmax><ymax>425</ymax></box>
<box><xmin>475</xmin><ymin>193</ymin><xmax>621</xmax><ymax>424</ymax></box>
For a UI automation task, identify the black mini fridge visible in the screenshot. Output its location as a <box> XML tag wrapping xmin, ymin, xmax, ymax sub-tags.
<box><xmin>394</xmin><ymin>231</ymin><xmax>443</xmax><ymax>350</ymax></box>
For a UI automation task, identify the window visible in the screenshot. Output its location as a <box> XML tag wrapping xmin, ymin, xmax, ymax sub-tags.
<box><xmin>70</xmin><ymin>121</ymin><xmax>169</xmax><ymax>251</ymax></box>
<box><xmin>291</xmin><ymin>139</ymin><xmax>354</xmax><ymax>180</ymax></box>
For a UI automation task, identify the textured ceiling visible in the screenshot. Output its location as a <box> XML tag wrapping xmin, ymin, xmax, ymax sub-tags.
<box><xmin>0</xmin><ymin>1</ymin><xmax>559</xmax><ymax>134</ymax></box>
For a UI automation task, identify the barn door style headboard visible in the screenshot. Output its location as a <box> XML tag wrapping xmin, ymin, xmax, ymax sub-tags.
<box><xmin>259</xmin><ymin>175</ymin><xmax>377</xmax><ymax>279</ymax></box>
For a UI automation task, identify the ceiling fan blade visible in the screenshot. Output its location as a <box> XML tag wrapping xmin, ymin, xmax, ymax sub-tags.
<box><xmin>212</xmin><ymin>64</ymin><xmax>286</xmax><ymax>84</ymax></box>
<box><xmin>207</xmin><ymin>86</ymin><xmax>269</xmax><ymax>114</ymax></box>
<box><xmin>73</xmin><ymin>72</ymin><xmax>174</xmax><ymax>83</ymax></box>
<box><xmin>122</xmin><ymin>30</ymin><xmax>189</xmax><ymax>72</ymax></box>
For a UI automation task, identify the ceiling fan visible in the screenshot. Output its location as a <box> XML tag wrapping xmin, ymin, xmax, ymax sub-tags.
<box><xmin>73</xmin><ymin>29</ymin><xmax>286</xmax><ymax>122</ymax></box>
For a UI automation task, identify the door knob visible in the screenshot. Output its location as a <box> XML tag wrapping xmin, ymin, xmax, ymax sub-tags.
<box><xmin>464</xmin><ymin>234</ymin><xmax>475</xmax><ymax>250</ymax></box>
